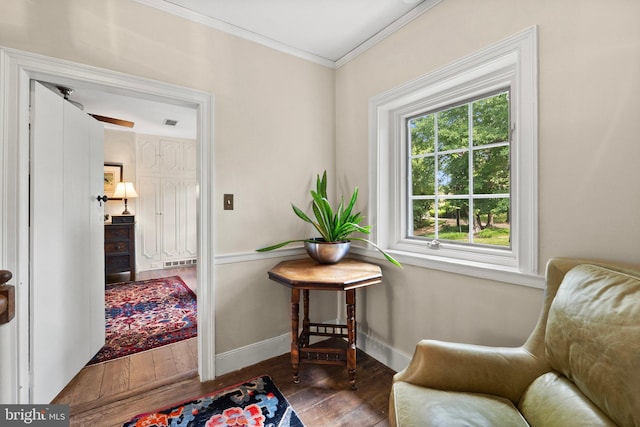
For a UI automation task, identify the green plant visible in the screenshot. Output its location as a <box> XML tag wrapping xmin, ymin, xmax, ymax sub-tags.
<box><xmin>257</xmin><ymin>171</ymin><xmax>401</xmax><ymax>267</ymax></box>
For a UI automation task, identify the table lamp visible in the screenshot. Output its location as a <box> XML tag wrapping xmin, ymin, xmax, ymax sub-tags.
<box><xmin>112</xmin><ymin>182</ymin><xmax>138</xmax><ymax>215</ymax></box>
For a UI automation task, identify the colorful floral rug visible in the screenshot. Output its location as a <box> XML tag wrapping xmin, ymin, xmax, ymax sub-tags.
<box><xmin>123</xmin><ymin>375</ymin><xmax>304</xmax><ymax>427</ymax></box>
<box><xmin>88</xmin><ymin>276</ymin><xmax>197</xmax><ymax>364</ymax></box>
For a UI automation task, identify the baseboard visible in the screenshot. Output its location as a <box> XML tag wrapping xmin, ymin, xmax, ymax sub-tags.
<box><xmin>215</xmin><ymin>333</ymin><xmax>290</xmax><ymax>376</ymax></box>
<box><xmin>356</xmin><ymin>330</ymin><xmax>412</xmax><ymax>373</ymax></box>
<box><xmin>214</xmin><ymin>326</ymin><xmax>411</xmax><ymax>376</ymax></box>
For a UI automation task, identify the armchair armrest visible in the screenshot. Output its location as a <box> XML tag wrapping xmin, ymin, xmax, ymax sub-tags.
<box><xmin>394</xmin><ymin>339</ymin><xmax>550</xmax><ymax>404</ymax></box>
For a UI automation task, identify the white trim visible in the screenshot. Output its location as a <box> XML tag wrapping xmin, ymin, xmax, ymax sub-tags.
<box><xmin>135</xmin><ymin>0</ymin><xmax>442</xmax><ymax>69</ymax></box>
<box><xmin>215</xmin><ymin>333</ymin><xmax>291</xmax><ymax>377</ymax></box>
<box><xmin>353</xmin><ymin>248</ymin><xmax>545</xmax><ymax>289</ymax></box>
<box><xmin>215</xmin><ymin>247</ymin><xmax>305</xmax><ymax>265</ymax></box>
<box><xmin>215</xmin><ymin>328</ymin><xmax>411</xmax><ymax>380</ymax></box>
<box><xmin>134</xmin><ymin>0</ymin><xmax>335</xmax><ymax>68</ymax></box>
<box><xmin>214</xmin><ymin>323</ymin><xmax>414</xmax><ymax>378</ymax></box>
<box><xmin>357</xmin><ymin>329</ymin><xmax>412</xmax><ymax>373</ymax></box>
<box><xmin>335</xmin><ymin>0</ymin><xmax>443</xmax><ymax>68</ymax></box>
<box><xmin>0</xmin><ymin>46</ymin><xmax>216</xmax><ymax>402</ymax></box>
<box><xmin>369</xmin><ymin>27</ymin><xmax>539</xmax><ymax>281</ymax></box>
<box><xmin>0</xmin><ymin>43</ymin><xmax>15</xmax><ymax>404</ymax></box>
<box><xmin>224</xmin><ymin>247</ymin><xmax>545</xmax><ymax>289</ymax></box>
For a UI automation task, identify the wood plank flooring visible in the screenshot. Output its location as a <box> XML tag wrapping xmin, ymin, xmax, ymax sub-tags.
<box><xmin>54</xmin><ymin>266</ymin><xmax>395</xmax><ymax>426</ymax></box>
<box><xmin>53</xmin><ymin>338</ymin><xmax>199</xmax><ymax>413</ymax></box>
<box><xmin>57</xmin><ymin>342</ymin><xmax>395</xmax><ymax>427</ymax></box>
<box><xmin>54</xmin><ymin>267</ymin><xmax>199</xmax><ymax>412</ymax></box>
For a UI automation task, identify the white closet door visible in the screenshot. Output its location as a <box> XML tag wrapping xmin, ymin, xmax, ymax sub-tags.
<box><xmin>137</xmin><ymin>137</ymin><xmax>161</xmax><ymax>176</ymax></box>
<box><xmin>183</xmin><ymin>178</ymin><xmax>198</xmax><ymax>259</ymax></box>
<box><xmin>160</xmin><ymin>140</ymin><xmax>182</xmax><ymax>177</ymax></box>
<box><xmin>138</xmin><ymin>176</ymin><xmax>162</xmax><ymax>270</ymax></box>
<box><xmin>161</xmin><ymin>177</ymin><xmax>180</xmax><ymax>261</ymax></box>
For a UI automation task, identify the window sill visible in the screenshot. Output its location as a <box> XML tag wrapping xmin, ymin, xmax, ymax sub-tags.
<box><xmin>350</xmin><ymin>246</ymin><xmax>544</xmax><ymax>289</ymax></box>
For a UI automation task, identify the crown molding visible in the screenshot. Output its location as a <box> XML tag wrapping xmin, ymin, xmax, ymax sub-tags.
<box><xmin>135</xmin><ymin>0</ymin><xmax>443</xmax><ymax>69</ymax></box>
<box><xmin>335</xmin><ymin>0</ymin><xmax>442</xmax><ymax>68</ymax></box>
<box><xmin>134</xmin><ymin>0</ymin><xmax>336</xmax><ymax>68</ymax></box>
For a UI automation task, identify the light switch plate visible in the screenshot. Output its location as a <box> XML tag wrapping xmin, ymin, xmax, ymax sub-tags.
<box><xmin>224</xmin><ymin>194</ymin><xmax>234</xmax><ymax>210</ymax></box>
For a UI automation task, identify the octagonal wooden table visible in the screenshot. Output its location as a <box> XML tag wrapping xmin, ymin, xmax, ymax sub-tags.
<box><xmin>268</xmin><ymin>258</ymin><xmax>382</xmax><ymax>390</ymax></box>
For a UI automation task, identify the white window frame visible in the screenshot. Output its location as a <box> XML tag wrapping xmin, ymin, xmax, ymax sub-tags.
<box><xmin>368</xmin><ymin>27</ymin><xmax>539</xmax><ymax>286</ymax></box>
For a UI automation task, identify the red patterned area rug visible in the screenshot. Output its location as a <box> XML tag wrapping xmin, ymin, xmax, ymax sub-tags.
<box><xmin>123</xmin><ymin>375</ymin><xmax>304</xmax><ymax>427</ymax></box>
<box><xmin>88</xmin><ymin>276</ymin><xmax>197</xmax><ymax>365</ymax></box>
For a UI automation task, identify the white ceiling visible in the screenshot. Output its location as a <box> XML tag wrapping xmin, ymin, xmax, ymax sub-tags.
<box><xmin>57</xmin><ymin>0</ymin><xmax>442</xmax><ymax>139</ymax></box>
<box><xmin>155</xmin><ymin>0</ymin><xmax>434</xmax><ymax>63</ymax></box>
<box><xmin>66</xmin><ymin>86</ymin><xmax>198</xmax><ymax>140</ymax></box>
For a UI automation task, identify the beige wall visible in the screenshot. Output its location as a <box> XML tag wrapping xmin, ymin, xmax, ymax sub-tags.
<box><xmin>104</xmin><ymin>129</ymin><xmax>137</xmax><ymax>218</ymax></box>
<box><xmin>2</xmin><ymin>0</ymin><xmax>639</xmax><ymax>367</ymax></box>
<box><xmin>337</xmin><ymin>0</ymin><xmax>640</xmax><ymax>357</ymax></box>
<box><xmin>1</xmin><ymin>0</ymin><xmax>336</xmax><ymax>256</ymax></box>
<box><xmin>0</xmin><ymin>0</ymin><xmax>336</xmax><ymax>355</ymax></box>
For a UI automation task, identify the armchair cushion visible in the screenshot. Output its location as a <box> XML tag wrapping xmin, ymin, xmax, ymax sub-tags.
<box><xmin>392</xmin><ymin>381</ymin><xmax>529</xmax><ymax>427</ymax></box>
<box><xmin>518</xmin><ymin>371</ymin><xmax>616</xmax><ymax>427</ymax></box>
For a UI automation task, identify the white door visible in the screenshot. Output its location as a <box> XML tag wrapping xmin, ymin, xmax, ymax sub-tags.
<box><xmin>161</xmin><ymin>177</ymin><xmax>180</xmax><ymax>261</ymax></box>
<box><xmin>29</xmin><ymin>81</ymin><xmax>105</xmax><ymax>403</ymax></box>
<box><xmin>183</xmin><ymin>178</ymin><xmax>198</xmax><ymax>259</ymax></box>
<box><xmin>138</xmin><ymin>175</ymin><xmax>163</xmax><ymax>270</ymax></box>
<box><xmin>160</xmin><ymin>140</ymin><xmax>182</xmax><ymax>177</ymax></box>
<box><xmin>136</xmin><ymin>137</ymin><xmax>161</xmax><ymax>176</ymax></box>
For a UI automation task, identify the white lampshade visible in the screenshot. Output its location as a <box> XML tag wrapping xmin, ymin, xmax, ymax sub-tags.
<box><xmin>113</xmin><ymin>182</ymin><xmax>138</xmax><ymax>199</ymax></box>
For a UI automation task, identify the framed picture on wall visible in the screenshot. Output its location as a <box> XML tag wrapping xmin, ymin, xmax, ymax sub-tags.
<box><xmin>104</xmin><ymin>163</ymin><xmax>123</xmax><ymax>199</ymax></box>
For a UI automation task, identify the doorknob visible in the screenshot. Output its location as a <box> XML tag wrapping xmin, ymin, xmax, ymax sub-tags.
<box><xmin>0</xmin><ymin>270</ymin><xmax>15</xmax><ymax>324</ymax></box>
<box><xmin>97</xmin><ymin>195</ymin><xmax>109</xmax><ymax>206</ymax></box>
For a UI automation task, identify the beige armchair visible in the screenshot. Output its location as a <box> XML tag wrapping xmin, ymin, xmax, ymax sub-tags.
<box><xmin>390</xmin><ymin>258</ymin><xmax>640</xmax><ymax>426</ymax></box>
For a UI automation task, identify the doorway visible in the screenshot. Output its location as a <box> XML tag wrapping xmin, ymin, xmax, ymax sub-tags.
<box><xmin>50</xmin><ymin>87</ymin><xmax>200</xmax><ymax>406</ymax></box>
<box><xmin>0</xmin><ymin>46</ymin><xmax>216</xmax><ymax>404</ymax></box>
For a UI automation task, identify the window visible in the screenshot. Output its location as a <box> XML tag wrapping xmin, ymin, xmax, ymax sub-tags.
<box><xmin>408</xmin><ymin>90</ymin><xmax>511</xmax><ymax>248</ymax></box>
<box><xmin>369</xmin><ymin>27</ymin><xmax>538</xmax><ymax>283</ymax></box>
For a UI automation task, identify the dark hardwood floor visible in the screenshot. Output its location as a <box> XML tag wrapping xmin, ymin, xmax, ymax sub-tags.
<box><xmin>56</xmin><ymin>266</ymin><xmax>395</xmax><ymax>426</ymax></box>
<box><xmin>67</xmin><ymin>343</ymin><xmax>395</xmax><ymax>427</ymax></box>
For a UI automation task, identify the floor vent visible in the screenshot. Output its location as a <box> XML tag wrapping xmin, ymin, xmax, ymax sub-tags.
<box><xmin>164</xmin><ymin>258</ymin><xmax>197</xmax><ymax>268</ymax></box>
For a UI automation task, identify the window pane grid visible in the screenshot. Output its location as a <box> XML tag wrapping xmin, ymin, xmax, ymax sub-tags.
<box><xmin>408</xmin><ymin>90</ymin><xmax>510</xmax><ymax>248</ymax></box>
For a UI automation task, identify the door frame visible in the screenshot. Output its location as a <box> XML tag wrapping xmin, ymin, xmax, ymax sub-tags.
<box><xmin>0</xmin><ymin>46</ymin><xmax>216</xmax><ymax>403</ymax></box>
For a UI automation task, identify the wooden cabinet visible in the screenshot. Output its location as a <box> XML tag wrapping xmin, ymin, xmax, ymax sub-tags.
<box><xmin>104</xmin><ymin>223</ymin><xmax>135</xmax><ymax>282</ymax></box>
<box><xmin>136</xmin><ymin>136</ymin><xmax>197</xmax><ymax>272</ymax></box>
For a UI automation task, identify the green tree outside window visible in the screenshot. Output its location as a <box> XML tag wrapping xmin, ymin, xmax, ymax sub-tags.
<box><xmin>408</xmin><ymin>91</ymin><xmax>510</xmax><ymax>247</ymax></box>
